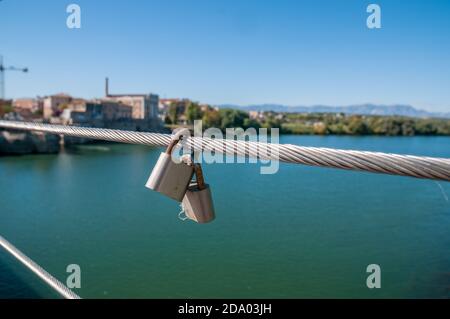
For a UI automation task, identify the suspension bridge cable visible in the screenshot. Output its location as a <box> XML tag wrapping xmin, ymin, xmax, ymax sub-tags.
<box><xmin>0</xmin><ymin>120</ymin><xmax>449</xmax><ymax>182</ymax></box>
<box><xmin>0</xmin><ymin>235</ymin><xmax>81</xmax><ymax>299</ymax></box>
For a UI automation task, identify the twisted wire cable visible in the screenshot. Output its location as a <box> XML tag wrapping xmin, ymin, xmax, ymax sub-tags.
<box><xmin>1</xmin><ymin>120</ymin><xmax>449</xmax><ymax>181</ymax></box>
<box><xmin>0</xmin><ymin>235</ymin><xmax>81</xmax><ymax>299</ymax></box>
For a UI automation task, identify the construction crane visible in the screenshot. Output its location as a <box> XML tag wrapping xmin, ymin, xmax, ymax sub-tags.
<box><xmin>0</xmin><ymin>55</ymin><xmax>28</xmax><ymax>100</ymax></box>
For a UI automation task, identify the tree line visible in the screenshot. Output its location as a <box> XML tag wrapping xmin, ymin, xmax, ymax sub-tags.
<box><xmin>165</xmin><ymin>101</ymin><xmax>450</xmax><ymax>136</ymax></box>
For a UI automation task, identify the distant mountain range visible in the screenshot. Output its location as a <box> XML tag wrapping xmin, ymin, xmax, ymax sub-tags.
<box><xmin>218</xmin><ymin>103</ymin><xmax>450</xmax><ymax>119</ymax></box>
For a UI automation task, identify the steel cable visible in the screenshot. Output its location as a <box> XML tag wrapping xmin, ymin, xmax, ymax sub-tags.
<box><xmin>0</xmin><ymin>235</ymin><xmax>81</xmax><ymax>299</ymax></box>
<box><xmin>1</xmin><ymin>120</ymin><xmax>449</xmax><ymax>181</ymax></box>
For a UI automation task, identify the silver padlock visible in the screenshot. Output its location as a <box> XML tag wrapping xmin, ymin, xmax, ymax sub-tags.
<box><xmin>181</xmin><ymin>163</ymin><xmax>216</xmax><ymax>223</ymax></box>
<box><xmin>145</xmin><ymin>129</ymin><xmax>194</xmax><ymax>202</ymax></box>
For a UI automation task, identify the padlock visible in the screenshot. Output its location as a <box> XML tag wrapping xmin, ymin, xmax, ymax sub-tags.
<box><xmin>181</xmin><ymin>163</ymin><xmax>216</xmax><ymax>223</ymax></box>
<box><xmin>145</xmin><ymin>129</ymin><xmax>194</xmax><ymax>202</ymax></box>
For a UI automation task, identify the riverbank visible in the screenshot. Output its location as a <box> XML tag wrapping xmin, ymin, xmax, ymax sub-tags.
<box><xmin>0</xmin><ymin>117</ymin><xmax>169</xmax><ymax>156</ymax></box>
<box><xmin>0</xmin><ymin>130</ymin><xmax>60</xmax><ymax>155</ymax></box>
<box><xmin>167</xmin><ymin>102</ymin><xmax>450</xmax><ymax>136</ymax></box>
<box><xmin>0</xmin><ymin>129</ymin><xmax>98</xmax><ymax>156</ymax></box>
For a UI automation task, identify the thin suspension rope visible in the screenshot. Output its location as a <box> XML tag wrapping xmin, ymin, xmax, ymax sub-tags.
<box><xmin>0</xmin><ymin>120</ymin><xmax>449</xmax><ymax>181</ymax></box>
<box><xmin>0</xmin><ymin>235</ymin><xmax>81</xmax><ymax>299</ymax></box>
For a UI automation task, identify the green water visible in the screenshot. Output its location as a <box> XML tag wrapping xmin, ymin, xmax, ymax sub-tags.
<box><xmin>0</xmin><ymin>135</ymin><xmax>449</xmax><ymax>298</ymax></box>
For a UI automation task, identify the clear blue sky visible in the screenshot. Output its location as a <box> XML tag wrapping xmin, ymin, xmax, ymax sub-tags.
<box><xmin>1</xmin><ymin>0</ymin><xmax>450</xmax><ymax>111</ymax></box>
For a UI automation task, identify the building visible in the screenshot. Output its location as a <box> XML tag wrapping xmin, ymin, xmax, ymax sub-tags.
<box><xmin>43</xmin><ymin>93</ymin><xmax>72</xmax><ymax>119</ymax></box>
<box><xmin>103</xmin><ymin>78</ymin><xmax>159</xmax><ymax>121</ymax></box>
<box><xmin>105</xmin><ymin>94</ymin><xmax>158</xmax><ymax>119</ymax></box>
<box><xmin>249</xmin><ymin>111</ymin><xmax>265</xmax><ymax>120</ymax></box>
<box><xmin>64</xmin><ymin>100</ymin><xmax>133</xmax><ymax>125</ymax></box>
<box><xmin>67</xmin><ymin>98</ymin><xmax>88</xmax><ymax>112</ymax></box>
<box><xmin>159</xmin><ymin>98</ymin><xmax>181</xmax><ymax>112</ymax></box>
<box><xmin>160</xmin><ymin>98</ymin><xmax>193</xmax><ymax>123</ymax></box>
<box><xmin>158</xmin><ymin>98</ymin><xmax>182</xmax><ymax>121</ymax></box>
<box><xmin>90</xmin><ymin>100</ymin><xmax>132</xmax><ymax>121</ymax></box>
<box><xmin>13</xmin><ymin>98</ymin><xmax>43</xmax><ymax>113</ymax></box>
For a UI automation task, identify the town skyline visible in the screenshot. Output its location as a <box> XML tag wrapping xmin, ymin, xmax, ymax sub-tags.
<box><xmin>10</xmin><ymin>90</ymin><xmax>450</xmax><ymax>120</ymax></box>
<box><xmin>8</xmin><ymin>80</ymin><xmax>450</xmax><ymax>119</ymax></box>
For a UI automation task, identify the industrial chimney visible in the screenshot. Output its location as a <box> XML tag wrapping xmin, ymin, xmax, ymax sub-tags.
<box><xmin>105</xmin><ymin>77</ymin><xmax>109</xmax><ymax>97</ymax></box>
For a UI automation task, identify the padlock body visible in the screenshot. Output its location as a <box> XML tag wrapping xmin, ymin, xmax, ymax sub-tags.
<box><xmin>146</xmin><ymin>152</ymin><xmax>194</xmax><ymax>201</ymax></box>
<box><xmin>182</xmin><ymin>183</ymin><xmax>215</xmax><ymax>223</ymax></box>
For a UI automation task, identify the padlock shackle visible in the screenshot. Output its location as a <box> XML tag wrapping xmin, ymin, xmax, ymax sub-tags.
<box><xmin>166</xmin><ymin>128</ymin><xmax>190</xmax><ymax>155</ymax></box>
<box><xmin>194</xmin><ymin>164</ymin><xmax>206</xmax><ymax>190</ymax></box>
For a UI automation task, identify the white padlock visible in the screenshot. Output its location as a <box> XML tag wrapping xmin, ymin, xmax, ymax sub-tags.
<box><xmin>181</xmin><ymin>163</ymin><xmax>215</xmax><ymax>223</ymax></box>
<box><xmin>145</xmin><ymin>129</ymin><xmax>194</xmax><ymax>202</ymax></box>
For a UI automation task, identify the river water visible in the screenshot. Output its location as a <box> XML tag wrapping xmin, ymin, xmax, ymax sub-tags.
<box><xmin>0</xmin><ymin>135</ymin><xmax>449</xmax><ymax>298</ymax></box>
